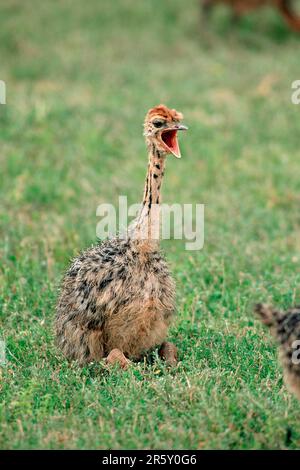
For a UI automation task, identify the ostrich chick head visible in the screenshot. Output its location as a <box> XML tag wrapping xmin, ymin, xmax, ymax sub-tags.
<box><xmin>144</xmin><ymin>104</ymin><xmax>188</xmax><ymax>158</ymax></box>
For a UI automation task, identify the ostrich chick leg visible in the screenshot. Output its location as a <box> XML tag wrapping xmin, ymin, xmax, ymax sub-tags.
<box><xmin>159</xmin><ymin>342</ymin><xmax>178</xmax><ymax>366</ymax></box>
<box><xmin>106</xmin><ymin>349</ymin><xmax>131</xmax><ymax>370</ymax></box>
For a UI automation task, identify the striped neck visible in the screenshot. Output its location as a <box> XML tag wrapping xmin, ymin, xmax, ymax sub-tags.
<box><xmin>131</xmin><ymin>145</ymin><xmax>166</xmax><ymax>243</ymax></box>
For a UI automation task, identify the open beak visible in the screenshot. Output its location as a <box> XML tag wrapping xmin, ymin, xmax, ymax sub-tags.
<box><xmin>161</xmin><ymin>124</ymin><xmax>188</xmax><ymax>159</ymax></box>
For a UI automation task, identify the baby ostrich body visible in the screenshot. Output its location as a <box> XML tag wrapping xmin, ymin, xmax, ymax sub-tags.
<box><xmin>255</xmin><ymin>304</ymin><xmax>300</xmax><ymax>401</ymax></box>
<box><xmin>201</xmin><ymin>0</ymin><xmax>300</xmax><ymax>32</ymax></box>
<box><xmin>55</xmin><ymin>105</ymin><xmax>188</xmax><ymax>368</ymax></box>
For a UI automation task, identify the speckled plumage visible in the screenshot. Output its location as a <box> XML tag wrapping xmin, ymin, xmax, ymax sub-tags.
<box><xmin>255</xmin><ymin>304</ymin><xmax>300</xmax><ymax>400</ymax></box>
<box><xmin>55</xmin><ymin>105</ymin><xmax>187</xmax><ymax>366</ymax></box>
<box><xmin>55</xmin><ymin>238</ymin><xmax>175</xmax><ymax>363</ymax></box>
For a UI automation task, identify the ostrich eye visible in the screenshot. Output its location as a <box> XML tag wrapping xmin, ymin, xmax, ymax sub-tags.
<box><xmin>153</xmin><ymin>119</ymin><xmax>165</xmax><ymax>128</ymax></box>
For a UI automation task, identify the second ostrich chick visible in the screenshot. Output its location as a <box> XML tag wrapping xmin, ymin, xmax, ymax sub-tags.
<box><xmin>55</xmin><ymin>105</ymin><xmax>188</xmax><ymax>368</ymax></box>
<box><xmin>255</xmin><ymin>303</ymin><xmax>300</xmax><ymax>401</ymax></box>
<box><xmin>201</xmin><ymin>0</ymin><xmax>300</xmax><ymax>32</ymax></box>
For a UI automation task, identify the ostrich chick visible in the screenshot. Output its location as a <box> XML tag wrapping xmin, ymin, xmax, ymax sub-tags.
<box><xmin>201</xmin><ymin>0</ymin><xmax>300</xmax><ymax>32</ymax></box>
<box><xmin>255</xmin><ymin>304</ymin><xmax>300</xmax><ymax>400</ymax></box>
<box><xmin>55</xmin><ymin>105</ymin><xmax>188</xmax><ymax>368</ymax></box>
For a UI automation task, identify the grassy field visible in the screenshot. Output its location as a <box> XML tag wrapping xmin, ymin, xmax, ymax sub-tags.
<box><xmin>1</xmin><ymin>0</ymin><xmax>300</xmax><ymax>450</ymax></box>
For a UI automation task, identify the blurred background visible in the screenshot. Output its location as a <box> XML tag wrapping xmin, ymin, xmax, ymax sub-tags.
<box><xmin>1</xmin><ymin>0</ymin><xmax>300</xmax><ymax>450</ymax></box>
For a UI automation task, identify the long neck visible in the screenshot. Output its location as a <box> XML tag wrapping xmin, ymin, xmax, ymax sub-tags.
<box><xmin>131</xmin><ymin>144</ymin><xmax>166</xmax><ymax>243</ymax></box>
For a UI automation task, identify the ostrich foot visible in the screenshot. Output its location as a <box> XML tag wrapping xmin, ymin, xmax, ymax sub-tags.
<box><xmin>158</xmin><ymin>342</ymin><xmax>178</xmax><ymax>367</ymax></box>
<box><xmin>105</xmin><ymin>348</ymin><xmax>131</xmax><ymax>370</ymax></box>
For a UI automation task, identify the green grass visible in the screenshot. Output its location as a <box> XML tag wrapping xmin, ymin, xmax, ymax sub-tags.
<box><xmin>1</xmin><ymin>0</ymin><xmax>300</xmax><ymax>450</ymax></box>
